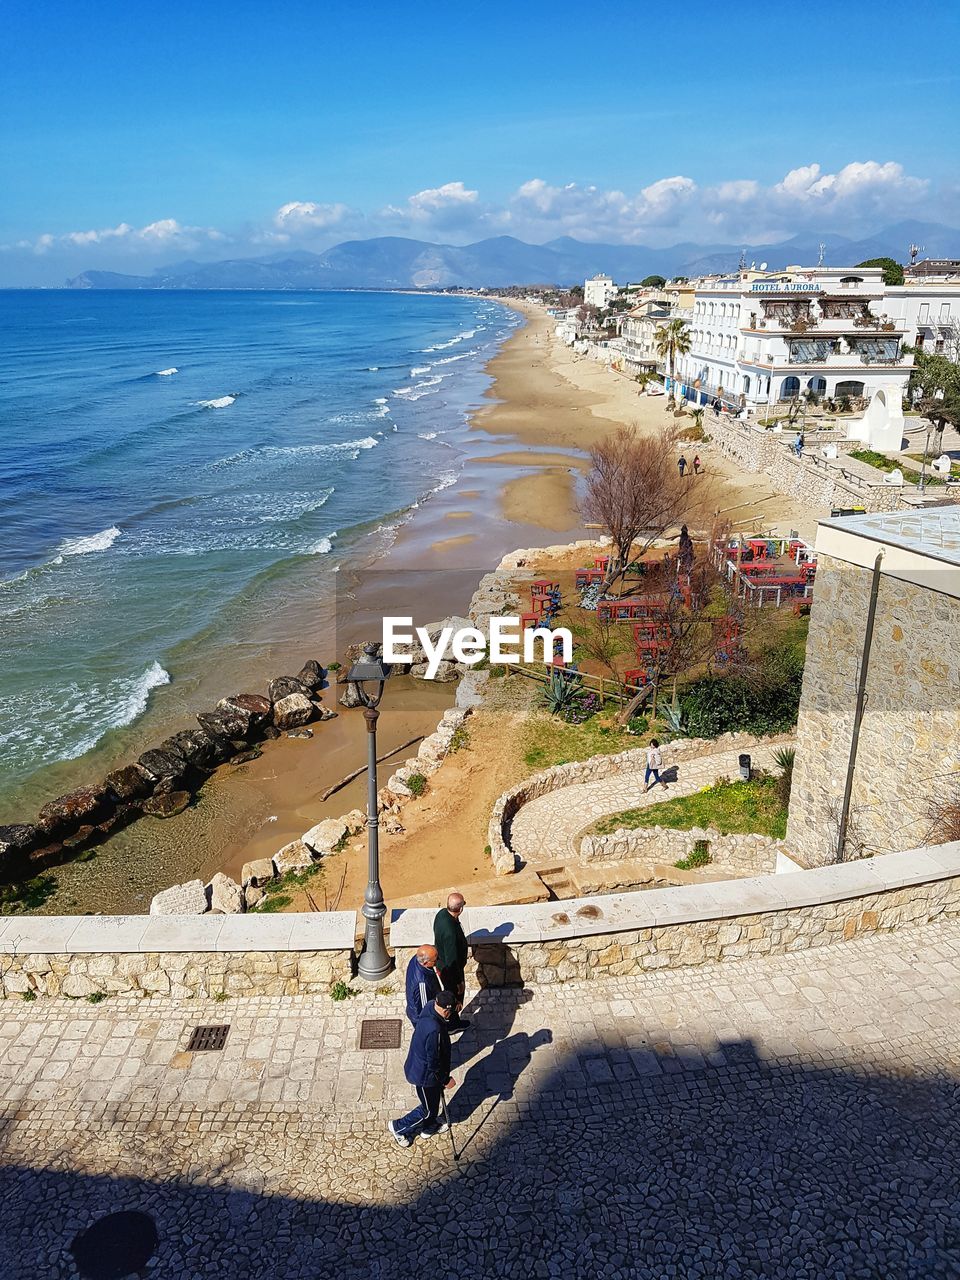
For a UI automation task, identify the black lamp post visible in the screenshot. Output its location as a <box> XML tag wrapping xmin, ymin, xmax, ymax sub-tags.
<box><xmin>346</xmin><ymin>643</ymin><xmax>393</xmax><ymax>982</ymax></box>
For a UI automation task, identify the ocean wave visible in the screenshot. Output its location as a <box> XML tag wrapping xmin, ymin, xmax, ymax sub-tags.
<box><xmin>418</xmin><ymin>431</ymin><xmax>438</xmax><ymax>440</ymax></box>
<box><xmin>196</xmin><ymin>395</ymin><xmax>237</xmax><ymax>409</ymax></box>
<box><xmin>430</xmin><ymin>350</ymin><xmax>477</xmax><ymax>366</ymax></box>
<box><xmin>211</xmin><ymin>435</ymin><xmax>378</xmax><ymax>469</ymax></box>
<box><xmin>258</xmin><ymin>488</ymin><xmax>335</xmax><ymax>523</ymax></box>
<box><xmin>422</xmin><ymin>328</ymin><xmax>476</xmax><ymax>352</ymax></box>
<box><xmin>155</xmin><ymin>367</ymin><xmax>178</xmax><ymax>376</ymax></box>
<box><xmin>53</xmin><ymin>525</ymin><xmax>122</xmax><ymax>563</ymax></box>
<box><xmin>410</xmin><ymin>364</ymin><xmax>432</xmax><ymax>376</ymax></box>
<box><xmin>307</xmin><ymin>532</ymin><xmax>338</xmax><ymax>555</ymax></box>
<box><xmin>0</xmin><ymin>660</ymin><xmax>170</xmax><ymax>768</ymax></box>
<box><xmin>393</xmin><ymin>376</ymin><xmax>443</xmax><ymax>401</ymax></box>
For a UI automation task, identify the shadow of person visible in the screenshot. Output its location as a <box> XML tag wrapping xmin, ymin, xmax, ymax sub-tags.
<box><xmin>452</xmin><ymin>986</ymin><xmax>533</xmax><ymax>1060</ymax></box>
<box><xmin>452</xmin><ymin>1028</ymin><xmax>553</xmax><ymax>1128</ymax></box>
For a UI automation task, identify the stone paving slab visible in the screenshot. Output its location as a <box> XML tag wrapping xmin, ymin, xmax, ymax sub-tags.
<box><xmin>509</xmin><ymin>743</ymin><xmax>785</xmax><ymax>864</ymax></box>
<box><xmin>2</xmin><ymin>920</ymin><xmax>960</xmax><ymax>1278</ymax></box>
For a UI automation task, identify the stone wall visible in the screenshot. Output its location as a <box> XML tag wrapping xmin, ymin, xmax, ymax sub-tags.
<box><xmin>392</xmin><ymin>842</ymin><xmax>960</xmax><ymax>986</ymax></box>
<box><xmin>0</xmin><ymin>912</ymin><xmax>356</xmax><ymax>999</ymax></box>
<box><xmin>488</xmin><ymin>731</ymin><xmax>791</xmax><ymax>875</ymax></box>
<box><xmin>707</xmin><ymin>416</ymin><xmax>901</xmax><ymax>515</ymax></box>
<box><xmin>579</xmin><ymin>826</ymin><xmax>782</xmax><ymax>876</ymax></box>
<box><xmin>787</xmin><ymin>552</ymin><xmax>960</xmax><ymax>866</ymax></box>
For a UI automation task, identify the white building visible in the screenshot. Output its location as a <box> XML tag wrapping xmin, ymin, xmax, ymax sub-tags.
<box><xmin>885</xmin><ymin>263</ymin><xmax>960</xmax><ymax>357</ymax></box>
<box><xmin>621</xmin><ymin>299</ymin><xmax>672</xmax><ymax>370</ymax></box>
<box><xmin>584</xmin><ymin>273</ymin><xmax>619</xmax><ymax>308</ymax></box>
<box><xmin>675</xmin><ymin>266</ymin><xmax>912</xmax><ymax>415</ymax></box>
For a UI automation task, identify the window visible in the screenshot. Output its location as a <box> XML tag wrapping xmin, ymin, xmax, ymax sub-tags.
<box><xmin>941</xmin><ymin>303</ymin><xmax>951</xmax><ymax>320</ymax></box>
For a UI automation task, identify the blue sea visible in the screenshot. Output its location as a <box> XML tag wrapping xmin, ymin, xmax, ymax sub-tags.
<box><xmin>0</xmin><ymin>289</ymin><xmax>518</xmax><ymax>814</ymax></box>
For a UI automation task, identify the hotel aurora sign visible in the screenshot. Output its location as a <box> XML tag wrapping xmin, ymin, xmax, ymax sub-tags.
<box><xmin>750</xmin><ymin>281</ymin><xmax>823</xmax><ymax>293</ymax></box>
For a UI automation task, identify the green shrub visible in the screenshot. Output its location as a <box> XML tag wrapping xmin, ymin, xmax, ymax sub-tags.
<box><xmin>407</xmin><ymin>772</ymin><xmax>427</xmax><ymax>797</ymax></box>
<box><xmin>330</xmin><ymin>980</ymin><xmax>358</xmax><ymax>1001</ymax></box>
<box><xmin>681</xmin><ymin>644</ymin><xmax>803</xmax><ymax>738</ymax></box>
<box><xmin>675</xmin><ymin>839</ymin><xmax>711</xmax><ymax>870</ymax></box>
<box><xmin>450</xmin><ymin>725</ymin><xmax>471</xmax><ymax>753</ymax></box>
<box><xmin>626</xmin><ymin>715</ymin><xmax>649</xmax><ymax>736</ymax></box>
<box><xmin>86</xmin><ymin>991</ymin><xmax>107</xmax><ymax>1004</ymax></box>
<box><xmin>21</xmin><ymin>990</ymin><xmax>37</xmax><ymax>1002</ymax></box>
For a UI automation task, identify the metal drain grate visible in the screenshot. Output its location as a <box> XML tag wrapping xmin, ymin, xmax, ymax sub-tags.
<box><xmin>359</xmin><ymin>1018</ymin><xmax>402</xmax><ymax>1050</ymax></box>
<box><xmin>186</xmin><ymin>1024</ymin><xmax>230</xmax><ymax>1052</ymax></box>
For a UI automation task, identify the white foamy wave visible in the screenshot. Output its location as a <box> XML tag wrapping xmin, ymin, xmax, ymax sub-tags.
<box><xmin>155</xmin><ymin>367</ymin><xmax>178</xmax><ymax>376</ymax></box>
<box><xmin>393</xmin><ymin>376</ymin><xmax>443</xmax><ymax>401</ymax></box>
<box><xmin>258</xmin><ymin>488</ymin><xmax>335</xmax><ymax>523</ymax></box>
<box><xmin>196</xmin><ymin>395</ymin><xmax>237</xmax><ymax>409</ymax></box>
<box><xmin>54</xmin><ymin>525</ymin><xmax>122</xmax><ymax>562</ymax></box>
<box><xmin>431</xmin><ymin>350</ymin><xmax>476</xmax><ymax>366</ymax></box>
<box><xmin>211</xmin><ymin>436</ymin><xmax>378</xmax><ymax>469</ymax></box>
<box><xmin>0</xmin><ymin>660</ymin><xmax>171</xmax><ymax>767</ymax></box>
<box><xmin>410</xmin><ymin>365</ymin><xmax>432</xmax><ymax>376</ymax></box>
<box><xmin>418</xmin><ymin>431</ymin><xmax>438</xmax><ymax>440</ymax></box>
<box><xmin>368</xmin><ymin>366</ymin><xmax>380</xmax><ymax>371</ymax></box>
<box><xmin>422</xmin><ymin>328</ymin><xmax>476</xmax><ymax>352</ymax></box>
<box><xmin>307</xmin><ymin>533</ymin><xmax>338</xmax><ymax>555</ymax></box>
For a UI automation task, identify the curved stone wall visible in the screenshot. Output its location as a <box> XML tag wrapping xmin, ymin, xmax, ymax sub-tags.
<box><xmin>488</xmin><ymin>731</ymin><xmax>792</xmax><ymax>875</ymax></box>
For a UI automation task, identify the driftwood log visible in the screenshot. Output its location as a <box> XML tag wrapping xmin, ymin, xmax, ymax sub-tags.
<box><xmin>318</xmin><ymin>735</ymin><xmax>424</xmax><ymax>802</ymax></box>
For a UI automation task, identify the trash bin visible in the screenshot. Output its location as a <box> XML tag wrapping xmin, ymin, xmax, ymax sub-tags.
<box><xmin>739</xmin><ymin>753</ymin><xmax>751</xmax><ymax>781</ymax></box>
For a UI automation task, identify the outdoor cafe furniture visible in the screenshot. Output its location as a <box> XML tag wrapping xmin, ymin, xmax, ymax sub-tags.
<box><xmin>575</xmin><ymin>568</ymin><xmax>605</xmax><ymax>590</ymax></box>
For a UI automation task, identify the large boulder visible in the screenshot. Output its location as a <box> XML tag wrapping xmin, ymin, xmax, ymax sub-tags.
<box><xmin>296</xmin><ymin>660</ymin><xmax>324</xmax><ymax>691</ymax></box>
<box><xmin>302</xmin><ymin>817</ymin><xmax>349</xmax><ymax>855</ymax></box>
<box><xmin>217</xmin><ymin>693</ymin><xmax>273</xmax><ymax>733</ymax></box>
<box><xmin>408</xmin><ymin>659</ymin><xmax>459</xmax><ymax>683</ymax></box>
<box><xmin>165</xmin><ymin>728</ymin><xmax>224</xmax><ymax>768</ymax></box>
<box><xmin>149</xmin><ymin>879</ymin><xmax>208</xmax><ymax>915</ymax></box>
<box><xmin>240</xmin><ymin>857</ymin><xmax>276</xmax><ymax>888</ymax></box>
<box><xmin>272</xmin><ymin>692</ymin><xmax>315</xmax><ymax>730</ymax></box>
<box><xmin>208</xmin><ymin>872</ymin><xmax>244</xmax><ymax>914</ymax></box>
<box><xmin>197</xmin><ymin>706</ymin><xmax>254</xmax><ymax>742</ymax></box>
<box><xmin>104</xmin><ymin>764</ymin><xmax>154</xmax><ymax>802</ymax></box>
<box><xmin>37</xmin><ymin>786</ymin><xmax>111</xmax><ymax>838</ymax></box>
<box><xmin>337</xmin><ymin>681</ymin><xmax>364</xmax><ymax>709</ymax></box>
<box><xmin>138</xmin><ymin>747</ymin><xmax>189</xmax><ymax>787</ymax></box>
<box><xmin>142</xmin><ymin>791</ymin><xmax>192</xmax><ymax>818</ymax></box>
<box><xmin>0</xmin><ymin>824</ymin><xmax>39</xmax><ymax>858</ymax></box>
<box><xmin>268</xmin><ymin>675</ymin><xmax>313</xmax><ymax>703</ymax></box>
<box><xmin>274</xmin><ymin>839</ymin><xmax>314</xmax><ymax>875</ymax></box>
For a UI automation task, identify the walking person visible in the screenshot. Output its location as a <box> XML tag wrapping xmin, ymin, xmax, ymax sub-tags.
<box><xmin>692</xmin><ymin>454</ymin><xmax>701</xmax><ymax>476</ymax></box>
<box><xmin>678</xmin><ymin>524</ymin><xmax>694</xmax><ymax>574</ymax></box>
<box><xmin>404</xmin><ymin>944</ymin><xmax>441</xmax><ymax>1028</ymax></box>
<box><xmin>677</xmin><ymin>454</ymin><xmax>688</xmax><ymax>478</ymax></box>
<box><xmin>645</xmin><ymin>739</ymin><xmax>667</xmax><ymax>792</ymax></box>
<box><xmin>434</xmin><ymin>892</ymin><xmax>471</xmax><ymax>1031</ymax></box>
<box><xmin>388</xmin><ymin>991</ymin><xmax>456</xmax><ymax>1147</ymax></box>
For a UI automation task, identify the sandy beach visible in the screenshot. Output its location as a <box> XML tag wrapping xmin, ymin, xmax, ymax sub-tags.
<box><xmin>36</xmin><ymin>298</ymin><xmax>824</xmax><ymax>915</ymax></box>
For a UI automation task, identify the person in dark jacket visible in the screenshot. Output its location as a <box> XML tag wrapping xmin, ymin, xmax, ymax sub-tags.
<box><xmin>388</xmin><ymin>991</ymin><xmax>456</xmax><ymax>1146</ymax></box>
<box><xmin>404</xmin><ymin>944</ymin><xmax>441</xmax><ymax>1027</ymax></box>
<box><xmin>433</xmin><ymin>892</ymin><xmax>470</xmax><ymax>1030</ymax></box>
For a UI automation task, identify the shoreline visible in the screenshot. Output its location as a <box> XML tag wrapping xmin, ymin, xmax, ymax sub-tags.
<box><xmin>17</xmin><ymin>298</ymin><xmax>824</xmax><ymax>915</ymax></box>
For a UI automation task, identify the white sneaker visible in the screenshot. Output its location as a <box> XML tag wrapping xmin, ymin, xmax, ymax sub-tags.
<box><xmin>419</xmin><ymin>1121</ymin><xmax>449</xmax><ymax>1137</ymax></box>
<box><xmin>388</xmin><ymin>1121</ymin><xmax>411</xmax><ymax>1148</ymax></box>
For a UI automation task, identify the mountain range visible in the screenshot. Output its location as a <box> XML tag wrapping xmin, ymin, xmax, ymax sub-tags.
<box><xmin>65</xmin><ymin>220</ymin><xmax>960</xmax><ymax>291</ymax></box>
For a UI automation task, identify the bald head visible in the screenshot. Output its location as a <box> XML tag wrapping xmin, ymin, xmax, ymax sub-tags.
<box><xmin>416</xmin><ymin>945</ymin><xmax>438</xmax><ymax>968</ymax></box>
<box><xmin>447</xmin><ymin>892</ymin><xmax>465</xmax><ymax>914</ymax></box>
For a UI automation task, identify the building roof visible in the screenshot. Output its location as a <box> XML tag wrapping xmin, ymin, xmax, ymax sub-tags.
<box><xmin>818</xmin><ymin>508</ymin><xmax>960</xmax><ymax>595</ymax></box>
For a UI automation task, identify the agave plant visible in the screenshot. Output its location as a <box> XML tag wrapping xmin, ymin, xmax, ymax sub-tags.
<box><xmin>661</xmin><ymin>688</ymin><xmax>686</xmax><ymax>736</ymax></box>
<box><xmin>773</xmin><ymin>746</ymin><xmax>796</xmax><ymax>774</ymax></box>
<box><xmin>540</xmin><ymin>667</ymin><xmax>583</xmax><ymax>717</ymax></box>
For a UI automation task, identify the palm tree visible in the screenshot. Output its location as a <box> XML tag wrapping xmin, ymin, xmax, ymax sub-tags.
<box><xmin>654</xmin><ymin>318</ymin><xmax>692</xmax><ymax>406</ymax></box>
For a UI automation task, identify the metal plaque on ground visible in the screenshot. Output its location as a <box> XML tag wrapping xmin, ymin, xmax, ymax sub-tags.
<box><xmin>186</xmin><ymin>1025</ymin><xmax>230</xmax><ymax>1052</ymax></box>
<box><xmin>359</xmin><ymin>1018</ymin><xmax>402</xmax><ymax>1050</ymax></box>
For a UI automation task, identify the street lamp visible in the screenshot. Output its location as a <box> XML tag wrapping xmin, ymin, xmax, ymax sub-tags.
<box><xmin>346</xmin><ymin>642</ymin><xmax>393</xmax><ymax>982</ymax></box>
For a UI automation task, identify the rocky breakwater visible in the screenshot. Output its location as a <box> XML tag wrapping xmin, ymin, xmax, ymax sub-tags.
<box><xmin>0</xmin><ymin>658</ymin><xmax>336</xmax><ymax>886</ymax></box>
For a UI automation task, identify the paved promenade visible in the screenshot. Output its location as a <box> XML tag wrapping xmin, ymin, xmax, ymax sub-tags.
<box><xmin>510</xmin><ymin>742</ymin><xmax>786</xmax><ymax>864</ymax></box>
<box><xmin>2</xmin><ymin>919</ymin><xmax>960</xmax><ymax>1278</ymax></box>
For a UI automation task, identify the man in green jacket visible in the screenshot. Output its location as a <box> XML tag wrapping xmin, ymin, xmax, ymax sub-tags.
<box><xmin>433</xmin><ymin>891</ymin><xmax>470</xmax><ymax>1031</ymax></box>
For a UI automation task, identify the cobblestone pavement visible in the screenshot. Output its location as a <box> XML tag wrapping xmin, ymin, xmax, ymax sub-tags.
<box><xmin>510</xmin><ymin>744</ymin><xmax>786</xmax><ymax>865</ymax></box>
<box><xmin>3</xmin><ymin>919</ymin><xmax>960</xmax><ymax>1279</ymax></box>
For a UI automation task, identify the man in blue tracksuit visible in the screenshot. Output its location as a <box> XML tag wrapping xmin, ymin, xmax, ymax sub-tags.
<box><xmin>389</xmin><ymin>991</ymin><xmax>455</xmax><ymax>1146</ymax></box>
<box><xmin>404</xmin><ymin>944</ymin><xmax>441</xmax><ymax>1027</ymax></box>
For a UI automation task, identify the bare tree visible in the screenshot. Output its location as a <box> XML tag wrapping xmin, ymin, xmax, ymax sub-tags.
<box><xmin>580</xmin><ymin>425</ymin><xmax>714</xmax><ymax>592</ymax></box>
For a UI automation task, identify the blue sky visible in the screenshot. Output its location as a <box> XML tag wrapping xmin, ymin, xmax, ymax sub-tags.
<box><xmin>2</xmin><ymin>0</ymin><xmax>959</xmax><ymax>283</ymax></box>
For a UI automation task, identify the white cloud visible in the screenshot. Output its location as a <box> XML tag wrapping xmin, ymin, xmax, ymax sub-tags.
<box><xmin>274</xmin><ymin>201</ymin><xmax>353</xmax><ymax>233</ymax></box>
<box><xmin>508</xmin><ymin>176</ymin><xmax>697</xmax><ymax>241</ymax></box>
<box><xmin>14</xmin><ymin>219</ymin><xmax>224</xmax><ymax>254</ymax></box>
<box><xmin>381</xmin><ymin>181</ymin><xmax>484</xmax><ymax>231</ymax></box>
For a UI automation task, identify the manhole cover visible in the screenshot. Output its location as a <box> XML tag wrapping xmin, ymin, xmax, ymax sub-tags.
<box><xmin>186</xmin><ymin>1024</ymin><xmax>230</xmax><ymax>1052</ymax></box>
<box><xmin>359</xmin><ymin>1018</ymin><xmax>402</xmax><ymax>1049</ymax></box>
<box><xmin>70</xmin><ymin>1210</ymin><xmax>158</xmax><ymax>1279</ymax></box>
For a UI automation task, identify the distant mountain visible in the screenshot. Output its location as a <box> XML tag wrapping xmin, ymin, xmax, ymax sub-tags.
<box><xmin>65</xmin><ymin>223</ymin><xmax>960</xmax><ymax>291</ymax></box>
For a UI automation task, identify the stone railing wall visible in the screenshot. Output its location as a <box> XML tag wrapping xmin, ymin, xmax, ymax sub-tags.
<box><xmin>488</xmin><ymin>731</ymin><xmax>791</xmax><ymax>875</ymax></box>
<box><xmin>707</xmin><ymin>415</ymin><xmax>902</xmax><ymax>515</ymax></box>
<box><xmin>393</xmin><ymin>842</ymin><xmax>960</xmax><ymax>985</ymax></box>
<box><xmin>579</xmin><ymin>826</ymin><xmax>782</xmax><ymax>876</ymax></box>
<box><xmin>0</xmin><ymin>913</ymin><xmax>356</xmax><ymax>999</ymax></box>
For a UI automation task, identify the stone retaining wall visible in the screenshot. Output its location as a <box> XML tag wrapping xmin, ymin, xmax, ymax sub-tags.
<box><xmin>393</xmin><ymin>842</ymin><xmax>960</xmax><ymax>986</ymax></box>
<box><xmin>0</xmin><ymin>913</ymin><xmax>355</xmax><ymax>999</ymax></box>
<box><xmin>579</xmin><ymin>826</ymin><xmax>783</xmax><ymax>876</ymax></box>
<box><xmin>488</xmin><ymin>731</ymin><xmax>791</xmax><ymax>875</ymax></box>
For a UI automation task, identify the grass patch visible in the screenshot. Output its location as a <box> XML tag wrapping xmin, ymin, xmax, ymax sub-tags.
<box><xmin>450</xmin><ymin>725</ymin><xmax>470</xmax><ymax>753</ymax></box>
<box><xmin>330</xmin><ymin>980</ymin><xmax>358</xmax><ymax>1001</ymax></box>
<box><xmin>407</xmin><ymin>772</ymin><xmax>427</xmax><ymax>797</ymax></box>
<box><xmin>675</xmin><ymin>839</ymin><xmax>711</xmax><ymax>870</ymax></box>
<box><xmin>257</xmin><ymin>860</ymin><xmax>326</xmax><ymax>911</ymax></box>
<box><xmin>522</xmin><ymin>710</ymin><xmax>650</xmax><ymax>771</ymax></box>
<box><xmin>257</xmin><ymin>893</ymin><xmax>292</xmax><ymax>912</ymax></box>
<box><xmin>589</xmin><ymin>774</ymin><xmax>788</xmax><ymax>840</ymax></box>
<box><xmin>850</xmin><ymin>449</ymin><xmax>945</xmax><ymax>485</ymax></box>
